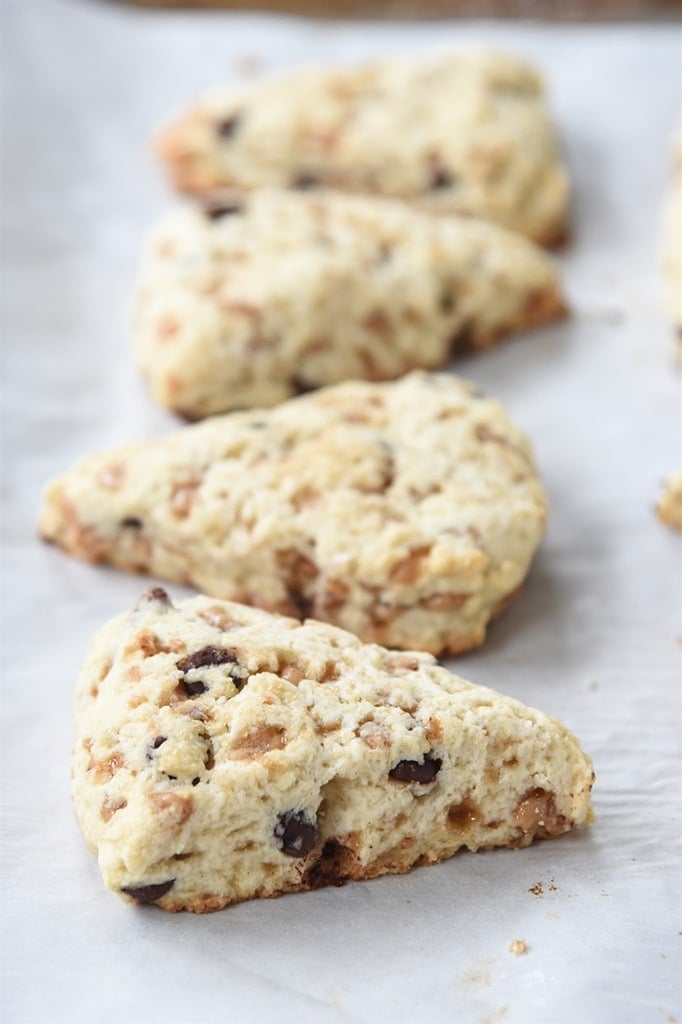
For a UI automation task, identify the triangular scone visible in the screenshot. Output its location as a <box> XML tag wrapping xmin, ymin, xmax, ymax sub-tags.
<box><xmin>40</xmin><ymin>372</ymin><xmax>548</xmax><ymax>656</ymax></box>
<box><xmin>155</xmin><ymin>51</ymin><xmax>568</xmax><ymax>246</ymax></box>
<box><xmin>134</xmin><ymin>190</ymin><xmax>564</xmax><ymax>418</ymax></box>
<box><xmin>73</xmin><ymin>590</ymin><xmax>594</xmax><ymax>913</ymax></box>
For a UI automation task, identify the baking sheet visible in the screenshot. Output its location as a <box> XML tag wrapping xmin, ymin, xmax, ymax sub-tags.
<box><xmin>1</xmin><ymin>3</ymin><xmax>681</xmax><ymax>1021</ymax></box>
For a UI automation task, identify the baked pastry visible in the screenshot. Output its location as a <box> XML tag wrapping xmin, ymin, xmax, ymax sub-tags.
<box><xmin>155</xmin><ymin>51</ymin><xmax>569</xmax><ymax>245</ymax></box>
<box><xmin>134</xmin><ymin>189</ymin><xmax>565</xmax><ymax>418</ymax></box>
<box><xmin>73</xmin><ymin>588</ymin><xmax>594</xmax><ymax>913</ymax></box>
<box><xmin>656</xmin><ymin>472</ymin><xmax>682</xmax><ymax>531</ymax></box>
<box><xmin>39</xmin><ymin>372</ymin><xmax>548</xmax><ymax>655</ymax></box>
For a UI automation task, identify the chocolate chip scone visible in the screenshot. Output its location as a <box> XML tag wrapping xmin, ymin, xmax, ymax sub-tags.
<box><xmin>656</xmin><ymin>472</ymin><xmax>682</xmax><ymax>531</ymax></box>
<box><xmin>74</xmin><ymin>588</ymin><xmax>594</xmax><ymax>913</ymax></box>
<box><xmin>134</xmin><ymin>190</ymin><xmax>565</xmax><ymax>419</ymax></box>
<box><xmin>40</xmin><ymin>372</ymin><xmax>547</xmax><ymax>656</ymax></box>
<box><xmin>155</xmin><ymin>51</ymin><xmax>569</xmax><ymax>246</ymax></box>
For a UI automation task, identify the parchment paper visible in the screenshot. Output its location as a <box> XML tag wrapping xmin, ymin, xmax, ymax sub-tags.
<box><xmin>1</xmin><ymin>3</ymin><xmax>680</xmax><ymax>1021</ymax></box>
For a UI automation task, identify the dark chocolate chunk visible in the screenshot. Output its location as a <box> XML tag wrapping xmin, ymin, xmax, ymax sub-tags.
<box><xmin>204</xmin><ymin>199</ymin><xmax>243</xmax><ymax>220</ymax></box>
<box><xmin>178</xmin><ymin>646</ymin><xmax>238</xmax><ymax>672</ymax></box>
<box><xmin>292</xmin><ymin>171</ymin><xmax>319</xmax><ymax>190</ymax></box>
<box><xmin>389</xmin><ymin>755</ymin><xmax>442</xmax><ymax>784</ymax></box>
<box><xmin>287</xmin><ymin>589</ymin><xmax>314</xmax><ymax>619</ymax></box>
<box><xmin>137</xmin><ymin>589</ymin><xmax>171</xmax><ymax>610</ymax></box>
<box><xmin>439</xmin><ymin>286</ymin><xmax>456</xmax><ymax>315</ymax></box>
<box><xmin>191</xmin><ymin>777</ymin><xmax>200</xmax><ymax>787</ymax></box>
<box><xmin>448</xmin><ymin>322</ymin><xmax>473</xmax><ymax>358</ymax></box>
<box><xmin>216</xmin><ymin>113</ymin><xmax>241</xmax><ymax>139</ymax></box>
<box><xmin>151</xmin><ymin>736</ymin><xmax>167</xmax><ymax>750</ymax></box>
<box><xmin>430</xmin><ymin>165</ymin><xmax>456</xmax><ymax>190</ymax></box>
<box><xmin>290</xmin><ymin>375</ymin><xmax>316</xmax><ymax>396</ymax></box>
<box><xmin>121</xmin><ymin>517</ymin><xmax>143</xmax><ymax>529</ymax></box>
<box><xmin>182</xmin><ymin>679</ymin><xmax>208</xmax><ymax>697</ymax></box>
<box><xmin>274</xmin><ymin>810</ymin><xmax>319</xmax><ymax>857</ymax></box>
<box><xmin>121</xmin><ymin>879</ymin><xmax>175</xmax><ymax>904</ymax></box>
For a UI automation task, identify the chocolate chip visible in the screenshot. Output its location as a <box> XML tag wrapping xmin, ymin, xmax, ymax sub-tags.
<box><xmin>191</xmin><ymin>777</ymin><xmax>200</xmax><ymax>786</ymax></box>
<box><xmin>139</xmin><ymin>586</ymin><xmax>171</xmax><ymax>606</ymax></box>
<box><xmin>287</xmin><ymin>589</ymin><xmax>314</xmax><ymax>619</ymax></box>
<box><xmin>151</xmin><ymin>736</ymin><xmax>167</xmax><ymax>750</ymax></box>
<box><xmin>274</xmin><ymin>810</ymin><xmax>319</xmax><ymax>857</ymax></box>
<box><xmin>178</xmin><ymin>647</ymin><xmax>238</xmax><ymax>672</ymax></box>
<box><xmin>121</xmin><ymin>879</ymin><xmax>175</xmax><ymax>904</ymax></box>
<box><xmin>389</xmin><ymin>755</ymin><xmax>442</xmax><ymax>783</ymax></box>
<box><xmin>121</xmin><ymin>517</ymin><xmax>143</xmax><ymax>529</ymax></box>
<box><xmin>448</xmin><ymin>322</ymin><xmax>473</xmax><ymax>358</ymax></box>
<box><xmin>182</xmin><ymin>679</ymin><xmax>208</xmax><ymax>697</ymax></box>
<box><xmin>439</xmin><ymin>286</ymin><xmax>456</xmax><ymax>315</ymax></box>
<box><xmin>430</xmin><ymin>165</ymin><xmax>455</xmax><ymax>190</ymax></box>
<box><xmin>292</xmin><ymin>171</ymin><xmax>318</xmax><ymax>190</ymax></box>
<box><xmin>204</xmin><ymin>199</ymin><xmax>243</xmax><ymax>220</ymax></box>
<box><xmin>290</xmin><ymin>375</ymin><xmax>316</xmax><ymax>396</ymax></box>
<box><xmin>216</xmin><ymin>113</ymin><xmax>241</xmax><ymax>139</ymax></box>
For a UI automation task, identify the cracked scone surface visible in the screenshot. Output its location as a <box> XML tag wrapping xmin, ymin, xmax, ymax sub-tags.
<box><xmin>73</xmin><ymin>589</ymin><xmax>594</xmax><ymax>913</ymax></box>
<box><xmin>40</xmin><ymin>373</ymin><xmax>548</xmax><ymax>655</ymax></box>
<box><xmin>155</xmin><ymin>50</ymin><xmax>569</xmax><ymax>245</ymax></box>
<box><xmin>135</xmin><ymin>190</ymin><xmax>564</xmax><ymax>418</ymax></box>
<box><xmin>656</xmin><ymin>472</ymin><xmax>682</xmax><ymax>531</ymax></box>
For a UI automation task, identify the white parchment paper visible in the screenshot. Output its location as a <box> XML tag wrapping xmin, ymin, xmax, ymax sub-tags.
<box><xmin>1</xmin><ymin>3</ymin><xmax>681</xmax><ymax>1021</ymax></box>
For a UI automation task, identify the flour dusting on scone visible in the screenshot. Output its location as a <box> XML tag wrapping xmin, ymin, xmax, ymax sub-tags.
<box><xmin>155</xmin><ymin>51</ymin><xmax>569</xmax><ymax>246</ymax></box>
<box><xmin>40</xmin><ymin>373</ymin><xmax>548</xmax><ymax>656</ymax></box>
<box><xmin>72</xmin><ymin>590</ymin><xmax>594</xmax><ymax>913</ymax></box>
<box><xmin>134</xmin><ymin>190</ymin><xmax>565</xmax><ymax>418</ymax></box>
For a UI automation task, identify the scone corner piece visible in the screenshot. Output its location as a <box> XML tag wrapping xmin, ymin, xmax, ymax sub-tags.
<box><xmin>73</xmin><ymin>590</ymin><xmax>594</xmax><ymax>914</ymax></box>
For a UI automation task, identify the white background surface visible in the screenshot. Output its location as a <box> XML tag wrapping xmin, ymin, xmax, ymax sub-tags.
<box><xmin>1</xmin><ymin>2</ymin><xmax>681</xmax><ymax>1021</ymax></box>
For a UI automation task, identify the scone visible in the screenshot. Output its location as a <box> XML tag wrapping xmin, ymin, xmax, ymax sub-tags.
<box><xmin>134</xmin><ymin>190</ymin><xmax>565</xmax><ymax>418</ymax></box>
<box><xmin>73</xmin><ymin>589</ymin><xmax>594</xmax><ymax>913</ymax></box>
<box><xmin>656</xmin><ymin>472</ymin><xmax>682</xmax><ymax>531</ymax></box>
<box><xmin>39</xmin><ymin>372</ymin><xmax>548</xmax><ymax>656</ymax></box>
<box><xmin>155</xmin><ymin>50</ymin><xmax>569</xmax><ymax>245</ymax></box>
